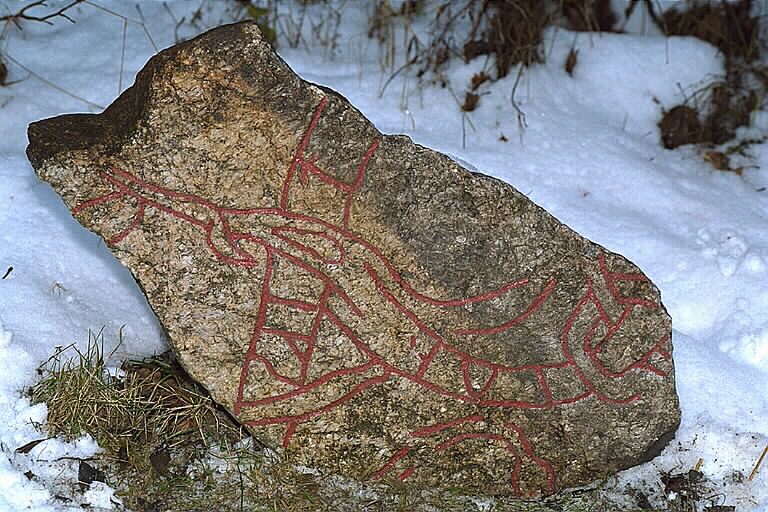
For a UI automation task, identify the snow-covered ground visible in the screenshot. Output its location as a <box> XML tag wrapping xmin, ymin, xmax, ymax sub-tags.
<box><xmin>0</xmin><ymin>1</ymin><xmax>767</xmax><ymax>510</ymax></box>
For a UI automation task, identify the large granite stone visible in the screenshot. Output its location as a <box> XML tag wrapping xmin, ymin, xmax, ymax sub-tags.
<box><xmin>27</xmin><ymin>21</ymin><xmax>680</xmax><ymax>497</ymax></box>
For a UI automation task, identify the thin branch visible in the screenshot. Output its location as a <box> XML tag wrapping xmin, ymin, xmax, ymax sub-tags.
<box><xmin>0</xmin><ymin>0</ymin><xmax>85</xmax><ymax>29</ymax></box>
<box><xmin>119</xmin><ymin>17</ymin><xmax>127</xmax><ymax>94</ymax></box>
<box><xmin>509</xmin><ymin>64</ymin><xmax>527</xmax><ymax>144</ymax></box>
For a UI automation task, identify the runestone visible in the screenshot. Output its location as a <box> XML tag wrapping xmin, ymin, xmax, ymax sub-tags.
<box><xmin>27</xmin><ymin>21</ymin><xmax>680</xmax><ymax>497</ymax></box>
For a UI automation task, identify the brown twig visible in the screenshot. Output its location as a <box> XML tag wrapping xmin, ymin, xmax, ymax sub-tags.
<box><xmin>749</xmin><ymin>443</ymin><xmax>768</xmax><ymax>481</ymax></box>
<box><xmin>0</xmin><ymin>0</ymin><xmax>86</xmax><ymax>29</ymax></box>
<box><xmin>509</xmin><ymin>64</ymin><xmax>528</xmax><ymax>144</ymax></box>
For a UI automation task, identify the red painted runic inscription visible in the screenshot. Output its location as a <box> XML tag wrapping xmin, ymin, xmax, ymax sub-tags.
<box><xmin>73</xmin><ymin>96</ymin><xmax>672</xmax><ymax>496</ymax></box>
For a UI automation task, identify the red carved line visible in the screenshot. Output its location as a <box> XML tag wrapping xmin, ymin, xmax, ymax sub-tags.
<box><xmin>302</xmin><ymin>204</ymin><xmax>528</xmax><ymax>307</ymax></box>
<box><xmin>91</xmin><ymin>176</ymin><xmax>152</xmax><ymax>244</ymax></box>
<box><xmin>656</xmin><ymin>336</ymin><xmax>672</xmax><ymax>360</ymax></box>
<box><xmin>636</xmin><ymin>365</ymin><xmax>666</xmax><ymax>376</ymax></box>
<box><xmin>371</xmin><ymin>445</ymin><xmax>411</xmax><ymax>480</ymax></box>
<box><xmin>398</xmin><ymin>467</ymin><xmax>416</xmax><ymax>481</ymax></box>
<box><xmin>100</xmin><ymin>170</ymin><xmax>267</xmax><ymax>267</ymax></box>
<box><xmin>234</xmin><ymin>248</ymin><xmax>276</xmax><ymax>415</ymax></box>
<box><xmin>258</xmin><ymin>203</ymin><xmax>527</xmax><ymax>307</ymax></box>
<box><xmin>81</xmin><ymin>105</ymin><xmax>529</xmax><ymax>311</ymax></box>
<box><xmin>266</xmin><ymin>294</ymin><xmax>319</xmax><ymax>313</ymax></box>
<box><xmin>596</xmin><ymin>334</ymin><xmax>672</xmax><ymax>378</ymax></box>
<box><xmin>205</xmin><ymin>229</ymin><xmax>260</xmax><ymax>267</ymax></box>
<box><xmin>461</xmin><ymin>360</ymin><xmax>498</xmax><ymax>399</ymax></box>
<box><xmin>583</xmin><ymin>272</ymin><xmax>645</xmax><ymax>346</ymax></box>
<box><xmin>243</xmin><ymin>371</ymin><xmax>390</xmax><ymax>426</ymax></box>
<box><xmin>534</xmin><ymin>367</ymin><xmax>554</xmax><ymax>406</ymax></box>
<box><xmin>279</xmin><ymin>330</ymin><xmax>311</xmax><ymax>355</ymax></box>
<box><xmin>408</xmin><ymin>417</ymin><xmax>554</xmax><ymax>496</ymax></box>
<box><xmin>215</xmin><ymin>211</ymin><xmax>267</xmax><ymax>266</ymax></box>
<box><xmin>248</xmin><ymin>247</ymin><xmax>275</xmax><ymax>358</ymax></box>
<box><xmin>298</xmin><ymin>155</ymin><xmax>320</xmax><ymax>185</ymax></box>
<box><xmin>279</xmin><ymin>95</ymin><xmax>379</xmax><ymax>237</ymax></box>
<box><xmin>363</xmin><ymin>262</ymin><xmax>555</xmax><ymax>402</ymax></box>
<box><xmin>342</xmin><ymin>139</ymin><xmax>379</xmax><ymax>229</ymax></box>
<box><xmin>227</xmin><ymin>223</ymin><xmax>363</xmax><ymax>317</ymax></box>
<box><xmin>272</xmin><ymin>97</ymin><xmax>528</xmax><ymax>318</ymax></box>
<box><xmin>284</xmin><ymin>337</ymin><xmax>309</xmax><ymax>364</ymax></box>
<box><xmin>262</xmin><ymin>328</ymin><xmax>313</xmax><ymax>343</ymax></box>
<box><xmin>317</xmin><ymin>307</ymin><xmax>389</xmax><ymax>368</ymax></box>
<box><xmin>365</xmin><ymin>261</ymin><xmax>554</xmax><ymax>374</ymax></box>
<box><xmin>454</xmin><ymin>279</ymin><xmax>558</xmax><ymax>336</ymax></box>
<box><xmin>204</xmin><ymin>230</ymin><xmax>258</xmax><ymax>267</ymax></box>
<box><xmin>297</xmin><ymin>286</ymin><xmax>336</xmax><ymax>383</ymax></box>
<box><xmin>560</xmin><ymin>277</ymin><xmax>596</xmax><ymax>362</ymax></box>
<box><xmin>583</xmin><ymin>304</ymin><xmax>632</xmax><ymax>358</ymax></box>
<box><xmin>419</xmin><ymin>363</ymin><xmax>569</xmax><ymax>407</ymax></box>
<box><xmin>301</xmin><ymin>303</ymin><xmax>554</xmax><ymax>411</ymax></box>
<box><xmin>307</xmin><ymin>302</ymin><xmax>532</xmax><ymax>412</ymax></box>
<box><xmin>375</xmin><ymin>257</ymin><xmax>529</xmax><ymax>307</ymax></box>
<box><xmin>290</xmin><ymin>134</ymin><xmax>378</xmax><ymax>221</ymax></box>
<box><xmin>272</xmin><ymin>226</ymin><xmax>346</xmax><ymax>264</ymax></box>
<box><xmin>281</xmin><ymin>96</ymin><xmax>329</xmax><ymax>209</ymax></box>
<box><xmin>414</xmin><ymin>338</ymin><xmax>441</xmax><ymax>378</ymax></box>
<box><xmin>504</xmin><ymin>422</ymin><xmax>555</xmax><ymax>494</ymax></box>
<box><xmin>586</xmin><ymin>275</ymin><xmax>611</xmax><ymax>326</ymax></box>
<box><xmin>579</xmin><ymin>376</ymin><xmax>640</xmax><ymax>404</ymax></box>
<box><xmin>276</xmin><ymin>201</ymin><xmax>531</xmax><ymax>306</ymax></box>
<box><xmin>110</xmin><ymin>203</ymin><xmax>145</xmax><ymax>245</ymax></box>
<box><xmin>411</xmin><ymin>414</ymin><xmax>484</xmax><ymax>437</ymax></box>
<box><xmin>598</xmin><ymin>251</ymin><xmax>657</xmax><ymax>308</ymax></box>
<box><xmin>284</xmin><ymin>421</ymin><xmax>298</xmax><ymax>448</ymax></box>
<box><xmin>298</xmin><ymin>158</ymin><xmax>355</xmax><ymax>191</ymax></box>
<box><xmin>242</xmin><ymin>351</ymin><xmax>303</xmax><ymax>388</ymax></box>
<box><xmin>583</xmin><ymin>318</ymin><xmax>613</xmax><ymax>360</ymax></box>
<box><xmin>597</xmin><ymin>306</ymin><xmax>633</xmax><ymax>351</ymax></box>
<box><xmin>228</xmin><ymin>214</ymin><xmax>531</xmax><ymax>310</ymax></box>
<box><xmin>71</xmin><ymin>189</ymin><xmax>127</xmax><ymax>214</ymax></box>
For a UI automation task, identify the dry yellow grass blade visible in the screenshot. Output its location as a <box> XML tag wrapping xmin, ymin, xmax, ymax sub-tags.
<box><xmin>749</xmin><ymin>443</ymin><xmax>768</xmax><ymax>482</ymax></box>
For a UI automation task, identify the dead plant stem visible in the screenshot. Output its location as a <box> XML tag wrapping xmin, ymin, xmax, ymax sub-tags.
<box><xmin>749</xmin><ymin>443</ymin><xmax>768</xmax><ymax>481</ymax></box>
<box><xmin>0</xmin><ymin>0</ymin><xmax>85</xmax><ymax>28</ymax></box>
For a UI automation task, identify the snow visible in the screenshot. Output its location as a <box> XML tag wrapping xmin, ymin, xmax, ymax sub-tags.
<box><xmin>0</xmin><ymin>1</ymin><xmax>766</xmax><ymax>510</ymax></box>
